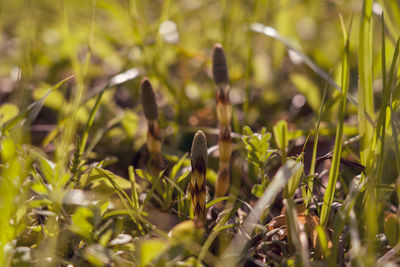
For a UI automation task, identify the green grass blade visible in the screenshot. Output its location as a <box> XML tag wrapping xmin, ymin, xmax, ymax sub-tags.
<box><xmin>305</xmin><ymin>75</ymin><xmax>329</xmax><ymax>206</ymax></box>
<box><xmin>320</xmin><ymin>17</ymin><xmax>350</xmax><ymax>226</ymax></box>
<box><xmin>381</xmin><ymin>13</ymin><xmax>387</xmax><ymax>95</ymax></box>
<box><xmin>370</xmin><ymin>16</ymin><xmax>400</xmax><ymax>185</ymax></box>
<box><xmin>139</xmin><ymin>170</ymin><xmax>165</xmax><ymax>213</ymax></box>
<box><xmin>198</xmin><ymin>203</ymin><xmax>241</xmax><ymax>262</ymax></box>
<box><xmin>95</xmin><ymin>167</ymin><xmax>151</xmax><ymax>235</ymax></box>
<box><xmin>77</xmin><ymin>69</ymin><xmax>140</xmax><ymax>169</ymax></box>
<box><xmin>250</xmin><ymin>23</ymin><xmax>361</xmax><ymax>110</ymax></box>
<box><xmin>128</xmin><ymin>166</ymin><xmax>139</xmax><ymax>209</ymax></box>
<box><xmin>1</xmin><ymin>75</ymin><xmax>73</xmax><ymax>136</ymax></box>
<box><xmin>205</xmin><ymin>197</ymin><xmax>230</xmax><ymax>208</ymax></box>
<box><xmin>391</xmin><ymin>107</ymin><xmax>400</xmax><ymax>175</ymax></box>
<box><xmin>79</xmin><ymin>90</ymin><xmax>105</xmax><ymax>158</ymax></box>
<box><xmin>316</xmin><ymin>225</ymin><xmax>330</xmax><ymax>260</ymax></box>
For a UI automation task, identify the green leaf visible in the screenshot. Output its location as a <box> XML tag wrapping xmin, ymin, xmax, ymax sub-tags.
<box><xmin>99</xmin><ymin>229</ymin><xmax>113</xmax><ymax>247</ymax></box>
<box><xmin>84</xmin><ymin>167</ymin><xmax>131</xmax><ymax>190</ymax></box>
<box><xmin>206</xmin><ymin>197</ymin><xmax>230</xmax><ymax>208</ymax></box>
<box><xmin>169</xmin><ymin>220</ymin><xmax>204</xmax><ymax>245</ymax></box>
<box><xmin>176</xmin><ymin>170</ymin><xmax>190</xmax><ymax>184</ymax></box>
<box><xmin>128</xmin><ymin>166</ymin><xmax>139</xmax><ymax>209</ymax></box>
<box><xmin>103</xmin><ymin>210</ymin><xmax>131</xmax><ymax>219</ymax></box>
<box><xmin>251</xmin><ymin>184</ymin><xmax>264</xmax><ymax>197</ymax></box>
<box><xmin>273</xmin><ymin>120</ymin><xmax>289</xmax><ymax>160</ymax></box>
<box><xmin>0</xmin><ymin>104</ymin><xmax>19</xmax><ymax>124</ymax></box>
<box><xmin>31</xmin><ymin>183</ymin><xmax>48</xmax><ymax>195</ymax></box>
<box><xmin>38</xmin><ymin>157</ymin><xmax>56</xmax><ymax>185</ymax></box>
<box><xmin>33</xmin><ymin>86</ymin><xmax>65</xmax><ymax>111</ymax></box>
<box><xmin>139</xmin><ymin>239</ymin><xmax>167</xmax><ymax>267</ymax></box>
<box><xmin>1</xmin><ymin>138</ymin><xmax>16</xmax><ymax>161</ymax></box>
<box><xmin>170</xmin><ymin>153</ymin><xmax>189</xmax><ymax>181</ymax></box>
<box><xmin>70</xmin><ymin>207</ymin><xmax>94</xmax><ymax>242</ymax></box>
<box><xmin>84</xmin><ymin>244</ymin><xmax>110</xmax><ymax>267</ymax></box>
<box><xmin>98</xmin><ymin>199</ymin><xmax>110</xmax><ymax>216</ymax></box>
<box><xmin>136</xmin><ymin>169</ymin><xmax>153</xmax><ymax>182</ymax></box>
<box><xmin>316</xmin><ymin>225</ymin><xmax>330</xmax><ymax>259</ymax></box>
<box><xmin>384</xmin><ymin>215</ymin><xmax>400</xmax><ymax>247</ymax></box>
<box><xmin>285</xmin><ymin>159</ymin><xmax>304</xmax><ymax>199</ymax></box>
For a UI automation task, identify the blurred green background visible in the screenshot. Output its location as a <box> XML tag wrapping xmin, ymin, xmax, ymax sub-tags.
<box><xmin>1</xmin><ymin>0</ymin><xmax>399</xmax><ymax>172</ymax></box>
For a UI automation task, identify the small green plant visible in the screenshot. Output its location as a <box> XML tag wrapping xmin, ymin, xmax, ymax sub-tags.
<box><xmin>242</xmin><ymin>126</ymin><xmax>275</xmax><ymax>196</ymax></box>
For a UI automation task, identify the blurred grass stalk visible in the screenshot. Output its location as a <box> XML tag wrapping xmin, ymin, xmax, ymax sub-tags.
<box><xmin>55</xmin><ymin>0</ymin><xmax>94</xmax><ymax>180</ymax></box>
<box><xmin>212</xmin><ymin>44</ymin><xmax>232</xmax><ymax>202</ymax></box>
<box><xmin>365</xmin><ymin>12</ymin><xmax>400</xmax><ymax>262</ymax></box>
<box><xmin>35</xmin><ymin>1</ymin><xmax>96</xmax><ymax>263</ymax></box>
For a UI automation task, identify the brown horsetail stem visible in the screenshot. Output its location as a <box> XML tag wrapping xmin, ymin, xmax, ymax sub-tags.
<box><xmin>140</xmin><ymin>78</ymin><xmax>162</xmax><ymax>158</ymax></box>
<box><xmin>190</xmin><ymin>130</ymin><xmax>208</xmax><ymax>225</ymax></box>
<box><xmin>212</xmin><ymin>44</ymin><xmax>232</xmax><ymax>201</ymax></box>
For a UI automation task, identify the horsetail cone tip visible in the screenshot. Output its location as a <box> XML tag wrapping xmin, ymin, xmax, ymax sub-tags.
<box><xmin>191</xmin><ymin>130</ymin><xmax>208</xmax><ymax>173</ymax></box>
<box><xmin>191</xmin><ymin>130</ymin><xmax>207</xmax><ymax>224</ymax></box>
<box><xmin>140</xmin><ymin>78</ymin><xmax>159</xmax><ymax>121</ymax></box>
<box><xmin>212</xmin><ymin>44</ymin><xmax>229</xmax><ymax>86</ymax></box>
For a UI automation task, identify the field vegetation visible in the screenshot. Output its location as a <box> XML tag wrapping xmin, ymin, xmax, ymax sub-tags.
<box><xmin>1</xmin><ymin>0</ymin><xmax>400</xmax><ymax>266</ymax></box>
